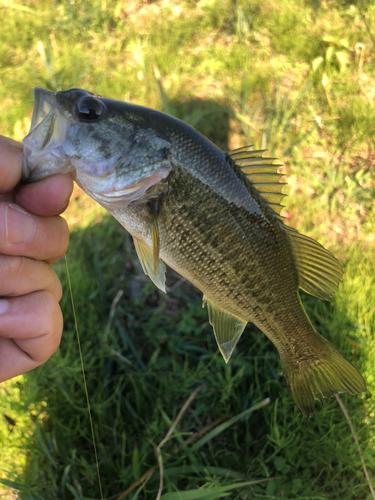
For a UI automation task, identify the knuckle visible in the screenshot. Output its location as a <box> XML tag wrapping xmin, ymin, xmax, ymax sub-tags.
<box><xmin>43</xmin><ymin>265</ymin><xmax>63</xmax><ymax>301</ymax></box>
<box><xmin>48</xmin><ymin>307</ymin><xmax>63</xmax><ymax>356</ymax></box>
<box><xmin>0</xmin><ymin>254</ymin><xmax>63</xmax><ymax>299</ymax></box>
<box><xmin>61</xmin><ymin>217</ymin><xmax>70</xmax><ymax>253</ymax></box>
<box><xmin>0</xmin><ymin>254</ymin><xmax>28</xmax><ymax>281</ymax></box>
<box><xmin>57</xmin><ymin>216</ymin><xmax>70</xmax><ymax>255</ymax></box>
<box><xmin>48</xmin><ymin>217</ymin><xmax>70</xmax><ymax>264</ymax></box>
<box><xmin>53</xmin><ymin>273</ymin><xmax>63</xmax><ymax>302</ymax></box>
<box><xmin>39</xmin><ymin>292</ymin><xmax>63</xmax><ymax>356</ymax></box>
<box><xmin>40</xmin><ymin>290</ymin><xmax>59</xmax><ymax>322</ymax></box>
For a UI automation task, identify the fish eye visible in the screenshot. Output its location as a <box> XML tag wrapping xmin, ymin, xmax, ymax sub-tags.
<box><xmin>76</xmin><ymin>97</ymin><xmax>104</xmax><ymax>121</ymax></box>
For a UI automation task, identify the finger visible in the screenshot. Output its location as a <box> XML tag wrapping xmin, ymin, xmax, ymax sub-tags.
<box><xmin>0</xmin><ymin>255</ymin><xmax>62</xmax><ymax>301</ymax></box>
<box><xmin>0</xmin><ymin>192</ymin><xmax>16</xmax><ymax>204</ymax></box>
<box><xmin>0</xmin><ymin>292</ymin><xmax>63</xmax><ymax>382</ymax></box>
<box><xmin>0</xmin><ymin>136</ymin><xmax>23</xmax><ymax>193</ymax></box>
<box><xmin>16</xmin><ymin>174</ymin><xmax>74</xmax><ymax>217</ymax></box>
<box><xmin>0</xmin><ymin>338</ymin><xmax>44</xmax><ymax>382</ymax></box>
<box><xmin>0</xmin><ymin>202</ymin><xmax>69</xmax><ymax>263</ymax></box>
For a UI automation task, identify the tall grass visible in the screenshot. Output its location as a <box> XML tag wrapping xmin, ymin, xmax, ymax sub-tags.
<box><xmin>1</xmin><ymin>0</ymin><xmax>375</xmax><ymax>498</ymax></box>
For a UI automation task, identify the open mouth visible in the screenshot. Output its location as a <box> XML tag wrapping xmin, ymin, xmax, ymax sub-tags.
<box><xmin>29</xmin><ymin>88</ymin><xmax>57</xmax><ymax>133</ymax></box>
<box><xmin>23</xmin><ymin>88</ymin><xmax>59</xmax><ymax>156</ymax></box>
<box><xmin>22</xmin><ymin>88</ymin><xmax>73</xmax><ymax>182</ymax></box>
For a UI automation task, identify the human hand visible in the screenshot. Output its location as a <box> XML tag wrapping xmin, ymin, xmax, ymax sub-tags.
<box><xmin>0</xmin><ymin>135</ymin><xmax>73</xmax><ymax>382</ymax></box>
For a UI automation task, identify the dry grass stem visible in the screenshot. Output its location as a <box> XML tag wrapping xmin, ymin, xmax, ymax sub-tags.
<box><xmin>115</xmin><ymin>397</ymin><xmax>226</xmax><ymax>500</ymax></box>
<box><xmin>103</xmin><ymin>289</ymin><xmax>124</xmax><ymax>344</ymax></box>
<box><xmin>155</xmin><ymin>383</ymin><xmax>207</xmax><ymax>500</ymax></box>
<box><xmin>335</xmin><ymin>394</ymin><xmax>375</xmax><ymax>500</ymax></box>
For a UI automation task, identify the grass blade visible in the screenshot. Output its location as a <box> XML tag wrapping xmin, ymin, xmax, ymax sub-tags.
<box><xmin>0</xmin><ymin>478</ymin><xmax>23</xmax><ymax>490</ymax></box>
<box><xmin>160</xmin><ymin>479</ymin><xmax>270</xmax><ymax>500</ymax></box>
<box><xmin>189</xmin><ymin>398</ymin><xmax>270</xmax><ymax>452</ymax></box>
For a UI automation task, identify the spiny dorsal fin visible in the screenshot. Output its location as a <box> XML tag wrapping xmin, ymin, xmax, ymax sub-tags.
<box><xmin>203</xmin><ymin>296</ymin><xmax>247</xmax><ymax>363</ymax></box>
<box><xmin>133</xmin><ymin>237</ymin><xmax>166</xmax><ymax>293</ymax></box>
<box><xmin>227</xmin><ymin>147</ymin><xmax>286</xmax><ymax>215</ymax></box>
<box><xmin>283</xmin><ymin>226</ymin><xmax>343</xmax><ymax>301</ymax></box>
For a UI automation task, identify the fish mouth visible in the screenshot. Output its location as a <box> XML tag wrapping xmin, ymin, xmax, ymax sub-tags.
<box><xmin>22</xmin><ymin>88</ymin><xmax>173</xmax><ymax>210</ymax></box>
<box><xmin>29</xmin><ymin>88</ymin><xmax>56</xmax><ymax>132</ymax></box>
<box><xmin>22</xmin><ymin>88</ymin><xmax>73</xmax><ymax>182</ymax></box>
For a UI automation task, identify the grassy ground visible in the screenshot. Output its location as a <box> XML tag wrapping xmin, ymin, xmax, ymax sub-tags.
<box><xmin>1</xmin><ymin>0</ymin><xmax>375</xmax><ymax>498</ymax></box>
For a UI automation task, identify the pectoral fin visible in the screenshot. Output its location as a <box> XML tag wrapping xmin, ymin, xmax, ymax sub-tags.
<box><xmin>150</xmin><ymin>205</ymin><xmax>160</xmax><ymax>275</ymax></box>
<box><xmin>203</xmin><ymin>296</ymin><xmax>247</xmax><ymax>363</ymax></box>
<box><xmin>133</xmin><ymin>237</ymin><xmax>166</xmax><ymax>293</ymax></box>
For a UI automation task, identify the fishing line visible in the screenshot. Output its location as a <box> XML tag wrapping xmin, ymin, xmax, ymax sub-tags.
<box><xmin>64</xmin><ymin>253</ymin><xmax>104</xmax><ymax>500</ymax></box>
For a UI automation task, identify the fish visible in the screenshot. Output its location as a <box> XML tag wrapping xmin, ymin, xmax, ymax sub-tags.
<box><xmin>22</xmin><ymin>88</ymin><xmax>366</xmax><ymax>419</ymax></box>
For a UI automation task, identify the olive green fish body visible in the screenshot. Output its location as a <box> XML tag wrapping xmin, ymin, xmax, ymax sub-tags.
<box><xmin>22</xmin><ymin>88</ymin><xmax>366</xmax><ymax>418</ymax></box>
<box><xmin>113</xmin><ymin>151</ymin><xmax>321</xmax><ymax>340</ymax></box>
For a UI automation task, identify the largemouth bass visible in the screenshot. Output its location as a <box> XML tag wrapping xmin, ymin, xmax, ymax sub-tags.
<box><xmin>22</xmin><ymin>88</ymin><xmax>366</xmax><ymax>419</ymax></box>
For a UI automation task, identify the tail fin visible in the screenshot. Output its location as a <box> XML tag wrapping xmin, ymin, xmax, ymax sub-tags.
<box><xmin>281</xmin><ymin>338</ymin><xmax>366</xmax><ymax>419</ymax></box>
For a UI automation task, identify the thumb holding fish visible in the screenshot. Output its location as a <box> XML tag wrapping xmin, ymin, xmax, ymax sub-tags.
<box><xmin>0</xmin><ymin>135</ymin><xmax>73</xmax><ymax>382</ymax></box>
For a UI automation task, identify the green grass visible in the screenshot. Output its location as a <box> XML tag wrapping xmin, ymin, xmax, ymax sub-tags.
<box><xmin>1</xmin><ymin>0</ymin><xmax>375</xmax><ymax>498</ymax></box>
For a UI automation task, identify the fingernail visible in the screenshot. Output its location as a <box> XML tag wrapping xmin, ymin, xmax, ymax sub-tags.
<box><xmin>0</xmin><ymin>299</ymin><xmax>9</xmax><ymax>315</ymax></box>
<box><xmin>5</xmin><ymin>204</ymin><xmax>36</xmax><ymax>245</ymax></box>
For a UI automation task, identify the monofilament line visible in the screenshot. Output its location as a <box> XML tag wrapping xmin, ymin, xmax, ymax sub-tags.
<box><xmin>65</xmin><ymin>254</ymin><xmax>104</xmax><ymax>500</ymax></box>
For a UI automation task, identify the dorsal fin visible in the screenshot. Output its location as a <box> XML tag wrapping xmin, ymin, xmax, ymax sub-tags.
<box><xmin>227</xmin><ymin>147</ymin><xmax>286</xmax><ymax>215</ymax></box>
<box><xmin>283</xmin><ymin>226</ymin><xmax>343</xmax><ymax>300</ymax></box>
<box><xmin>227</xmin><ymin>146</ymin><xmax>342</xmax><ymax>301</ymax></box>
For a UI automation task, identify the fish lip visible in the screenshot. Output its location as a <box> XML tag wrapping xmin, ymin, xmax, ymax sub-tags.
<box><xmin>29</xmin><ymin>88</ymin><xmax>57</xmax><ymax>134</ymax></box>
<box><xmin>22</xmin><ymin>88</ymin><xmax>73</xmax><ymax>182</ymax></box>
<box><xmin>22</xmin><ymin>88</ymin><xmax>57</xmax><ymax>181</ymax></box>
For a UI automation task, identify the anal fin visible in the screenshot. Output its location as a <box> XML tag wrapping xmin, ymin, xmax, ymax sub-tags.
<box><xmin>133</xmin><ymin>237</ymin><xmax>166</xmax><ymax>293</ymax></box>
<box><xmin>203</xmin><ymin>296</ymin><xmax>247</xmax><ymax>363</ymax></box>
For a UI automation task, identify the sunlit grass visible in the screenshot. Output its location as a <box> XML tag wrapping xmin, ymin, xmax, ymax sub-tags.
<box><xmin>0</xmin><ymin>376</ymin><xmax>49</xmax><ymax>499</ymax></box>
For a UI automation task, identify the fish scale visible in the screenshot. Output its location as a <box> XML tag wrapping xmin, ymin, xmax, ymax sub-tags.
<box><xmin>22</xmin><ymin>88</ymin><xmax>366</xmax><ymax>419</ymax></box>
